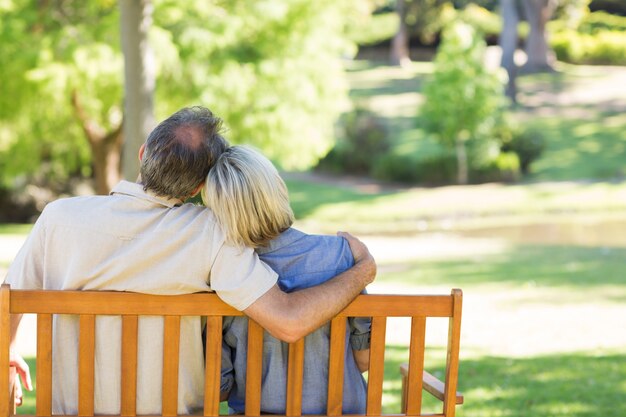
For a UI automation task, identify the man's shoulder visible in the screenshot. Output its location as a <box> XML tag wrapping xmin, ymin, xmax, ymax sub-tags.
<box><xmin>42</xmin><ymin>195</ymin><xmax>109</xmax><ymax>217</ymax></box>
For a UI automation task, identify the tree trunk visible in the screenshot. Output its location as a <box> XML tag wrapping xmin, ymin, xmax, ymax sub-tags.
<box><xmin>455</xmin><ymin>138</ymin><xmax>468</xmax><ymax>185</ymax></box>
<box><xmin>91</xmin><ymin>127</ymin><xmax>124</xmax><ymax>195</ymax></box>
<box><xmin>521</xmin><ymin>0</ymin><xmax>557</xmax><ymax>73</ymax></box>
<box><xmin>71</xmin><ymin>91</ymin><xmax>123</xmax><ymax>195</ymax></box>
<box><xmin>390</xmin><ymin>0</ymin><xmax>411</xmax><ymax>67</ymax></box>
<box><xmin>499</xmin><ymin>0</ymin><xmax>519</xmax><ymax>103</ymax></box>
<box><xmin>120</xmin><ymin>0</ymin><xmax>155</xmax><ymax>182</ymax></box>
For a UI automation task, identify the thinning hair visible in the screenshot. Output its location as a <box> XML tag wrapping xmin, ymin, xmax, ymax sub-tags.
<box><xmin>203</xmin><ymin>145</ymin><xmax>294</xmax><ymax>248</ymax></box>
<box><xmin>140</xmin><ymin>106</ymin><xmax>228</xmax><ymax>200</ymax></box>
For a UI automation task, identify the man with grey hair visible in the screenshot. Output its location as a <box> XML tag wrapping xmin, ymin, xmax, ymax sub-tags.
<box><xmin>5</xmin><ymin>106</ymin><xmax>376</xmax><ymax>414</ymax></box>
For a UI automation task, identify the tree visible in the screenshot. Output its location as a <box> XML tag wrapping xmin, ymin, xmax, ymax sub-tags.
<box><xmin>421</xmin><ymin>22</ymin><xmax>506</xmax><ymax>184</ymax></box>
<box><xmin>0</xmin><ymin>0</ymin><xmax>354</xmax><ymax>198</ymax></box>
<box><xmin>390</xmin><ymin>0</ymin><xmax>411</xmax><ymax>67</ymax></box>
<box><xmin>520</xmin><ymin>0</ymin><xmax>558</xmax><ymax>72</ymax></box>
<box><xmin>499</xmin><ymin>0</ymin><xmax>520</xmax><ymax>101</ymax></box>
<box><xmin>0</xmin><ymin>0</ymin><xmax>123</xmax><ymax>195</ymax></box>
<box><xmin>152</xmin><ymin>0</ymin><xmax>353</xmax><ymax>170</ymax></box>
<box><xmin>389</xmin><ymin>0</ymin><xmax>449</xmax><ymax>66</ymax></box>
<box><xmin>120</xmin><ymin>0</ymin><xmax>155</xmax><ymax>182</ymax></box>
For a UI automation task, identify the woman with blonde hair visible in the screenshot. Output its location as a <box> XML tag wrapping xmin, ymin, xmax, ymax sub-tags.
<box><xmin>203</xmin><ymin>145</ymin><xmax>370</xmax><ymax>414</ymax></box>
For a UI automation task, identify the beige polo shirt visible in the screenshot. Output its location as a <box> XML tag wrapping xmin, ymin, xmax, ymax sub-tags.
<box><xmin>5</xmin><ymin>181</ymin><xmax>278</xmax><ymax>415</ymax></box>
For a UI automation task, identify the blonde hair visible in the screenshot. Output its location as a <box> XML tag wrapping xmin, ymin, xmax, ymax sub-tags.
<box><xmin>203</xmin><ymin>145</ymin><xmax>295</xmax><ymax>248</ymax></box>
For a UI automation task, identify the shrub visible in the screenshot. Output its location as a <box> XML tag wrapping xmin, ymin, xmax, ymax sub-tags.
<box><xmin>551</xmin><ymin>28</ymin><xmax>626</xmax><ymax>65</ymax></box>
<box><xmin>316</xmin><ymin>108</ymin><xmax>390</xmax><ymax>175</ymax></box>
<box><xmin>372</xmin><ymin>151</ymin><xmax>457</xmax><ymax>185</ymax></box>
<box><xmin>472</xmin><ymin>152</ymin><xmax>520</xmax><ymax>183</ymax></box>
<box><xmin>579</xmin><ymin>11</ymin><xmax>626</xmax><ymax>33</ymax></box>
<box><xmin>500</xmin><ymin>127</ymin><xmax>546</xmax><ymax>174</ymax></box>
<box><xmin>371</xmin><ymin>154</ymin><xmax>421</xmax><ymax>184</ymax></box>
<box><xmin>458</xmin><ymin>4</ymin><xmax>501</xmax><ymax>40</ymax></box>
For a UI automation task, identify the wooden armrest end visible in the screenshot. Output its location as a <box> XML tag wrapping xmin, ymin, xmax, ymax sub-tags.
<box><xmin>400</xmin><ymin>363</ymin><xmax>463</xmax><ymax>405</ymax></box>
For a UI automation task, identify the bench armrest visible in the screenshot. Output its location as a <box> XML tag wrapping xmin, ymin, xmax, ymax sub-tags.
<box><xmin>400</xmin><ymin>363</ymin><xmax>464</xmax><ymax>407</ymax></box>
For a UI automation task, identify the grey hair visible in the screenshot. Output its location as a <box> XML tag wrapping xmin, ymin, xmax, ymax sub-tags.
<box><xmin>203</xmin><ymin>145</ymin><xmax>294</xmax><ymax>248</ymax></box>
<box><xmin>140</xmin><ymin>106</ymin><xmax>228</xmax><ymax>200</ymax></box>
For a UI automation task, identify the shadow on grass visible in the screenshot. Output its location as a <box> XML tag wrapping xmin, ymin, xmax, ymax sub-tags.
<box><xmin>379</xmin><ymin>244</ymin><xmax>626</xmax><ymax>290</ymax></box>
<box><xmin>349</xmin><ymin>76</ymin><xmax>425</xmax><ymax>100</ymax></box>
<box><xmin>525</xmin><ymin>111</ymin><xmax>626</xmax><ymax>182</ymax></box>
<box><xmin>383</xmin><ymin>346</ymin><xmax>626</xmax><ymax>417</ymax></box>
<box><xmin>285</xmin><ymin>178</ymin><xmax>395</xmax><ymax>219</ymax></box>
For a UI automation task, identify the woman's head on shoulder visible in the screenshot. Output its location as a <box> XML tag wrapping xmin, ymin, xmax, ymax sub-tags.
<box><xmin>203</xmin><ymin>145</ymin><xmax>294</xmax><ymax>249</ymax></box>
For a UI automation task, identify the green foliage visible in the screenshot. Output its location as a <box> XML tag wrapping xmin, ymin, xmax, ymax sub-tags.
<box><xmin>577</xmin><ymin>10</ymin><xmax>626</xmax><ymax>32</ymax></box>
<box><xmin>372</xmin><ymin>144</ymin><xmax>520</xmax><ymax>185</ymax></box>
<box><xmin>0</xmin><ymin>0</ymin><xmax>356</xmax><ymax>192</ymax></box>
<box><xmin>500</xmin><ymin>127</ymin><xmax>546</xmax><ymax>174</ymax></box>
<box><xmin>404</xmin><ymin>0</ymin><xmax>451</xmax><ymax>45</ymax></box>
<box><xmin>457</xmin><ymin>3</ymin><xmax>501</xmax><ymax>38</ymax></box>
<box><xmin>472</xmin><ymin>151</ymin><xmax>521</xmax><ymax>183</ymax></box>
<box><xmin>154</xmin><ymin>0</ymin><xmax>354</xmax><ymax>170</ymax></box>
<box><xmin>421</xmin><ymin>22</ymin><xmax>506</xmax><ymax>148</ymax></box>
<box><xmin>420</xmin><ymin>21</ymin><xmax>506</xmax><ymax>182</ymax></box>
<box><xmin>372</xmin><ymin>151</ymin><xmax>457</xmax><ymax>185</ymax></box>
<box><xmin>316</xmin><ymin>108</ymin><xmax>390</xmax><ymax>175</ymax></box>
<box><xmin>549</xmin><ymin>11</ymin><xmax>626</xmax><ymax>65</ymax></box>
<box><xmin>346</xmin><ymin>11</ymin><xmax>398</xmax><ymax>46</ymax></box>
<box><xmin>0</xmin><ymin>0</ymin><xmax>117</xmax><ymax>187</ymax></box>
<box><xmin>551</xmin><ymin>29</ymin><xmax>626</xmax><ymax>64</ymax></box>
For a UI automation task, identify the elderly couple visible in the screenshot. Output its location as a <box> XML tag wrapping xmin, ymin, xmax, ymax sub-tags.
<box><xmin>5</xmin><ymin>107</ymin><xmax>376</xmax><ymax>415</ymax></box>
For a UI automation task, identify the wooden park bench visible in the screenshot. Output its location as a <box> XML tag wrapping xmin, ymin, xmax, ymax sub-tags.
<box><xmin>0</xmin><ymin>284</ymin><xmax>463</xmax><ymax>417</ymax></box>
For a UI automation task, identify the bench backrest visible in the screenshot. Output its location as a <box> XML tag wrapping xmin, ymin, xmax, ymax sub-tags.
<box><xmin>0</xmin><ymin>285</ymin><xmax>462</xmax><ymax>417</ymax></box>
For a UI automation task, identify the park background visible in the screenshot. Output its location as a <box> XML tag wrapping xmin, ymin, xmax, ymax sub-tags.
<box><xmin>1</xmin><ymin>0</ymin><xmax>625</xmax><ymax>416</ymax></box>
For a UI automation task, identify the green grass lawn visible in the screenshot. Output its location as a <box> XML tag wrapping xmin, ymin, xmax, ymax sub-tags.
<box><xmin>286</xmin><ymin>176</ymin><xmax>626</xmax><ymax>234</ymax></box>
<box><xmin>370</xmin><ymin>238</ymin><xmax>626</xmax><ymax>417</ymax></box>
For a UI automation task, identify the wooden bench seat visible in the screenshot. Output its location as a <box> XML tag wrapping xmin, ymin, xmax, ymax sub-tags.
<box><xmin>0</xmin><ymin>285</ymin><xmax>463</xmax><ymax>417</ymax></box>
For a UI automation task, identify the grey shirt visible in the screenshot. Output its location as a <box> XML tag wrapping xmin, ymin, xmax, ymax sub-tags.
<box><xmin>220</xmin><ymin>228</ymin><xmax>370</xmax><ymax>414</ymax></box>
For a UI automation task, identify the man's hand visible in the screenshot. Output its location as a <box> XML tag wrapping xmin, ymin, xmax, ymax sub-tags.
<box><xmin>337</xmin><ymin>231</ymin><xmax>376</xmax><ymax>285</ymax></box>
<box><xmin>10</xmin><ymin>350</ymin><xmax>33</xmax><ymax>406</ymax></box>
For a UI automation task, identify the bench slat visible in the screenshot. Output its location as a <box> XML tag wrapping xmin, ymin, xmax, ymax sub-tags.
<box><xmin>9</xmin><ymin>292</ymin><xmax>453</xmax><ymax>318</ymax></box>
<box><xmin>162</xmin><ymin>316</ymin><xmax>180</xmax><ymax>416</ymax></box>
<box><xmin>9</xmin><ymin>292</ymin><xmax>241</xmax><ymax>316</ymax></box>
<box><xmin>405</xmin><ymin>317</ymin><xmax>426</xmax><ymax>415</ymax></box>
<box><xmin>78</xmin><ymin>315</ymin><xmax>95</xmax><ymax>416</ymax></box>
<box><xmin>245</xmin><ymin>320</ymin><xmax>263</xmax><ymax>416</ymax></box>
<box><xmin>203</xmin><ymin>317</ymin><xmax>222</xmax><ymax>417</ymax></box>
<box><xmin>366</xmin><ymin>317</ymin><xmax>387</xmax><ymax>416</ymax></box>
<box><xmin>36</xmin><ymin>314</ymin><xmax>53</xmax><ymax>416</ymax></box>
<box><xmin>121</xmin><ymin>315</ymin><xmax>138</xmax><ymax>416</ymax></box>
<box><xmin>326</xmin><ymin>317</ymin><xmax>346</xmax><ymax>416</ymax></box>
<box><xmin>286</xmin><ymin>339</ymin><xmax>305</xmax><ymax>416</ymax></box>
